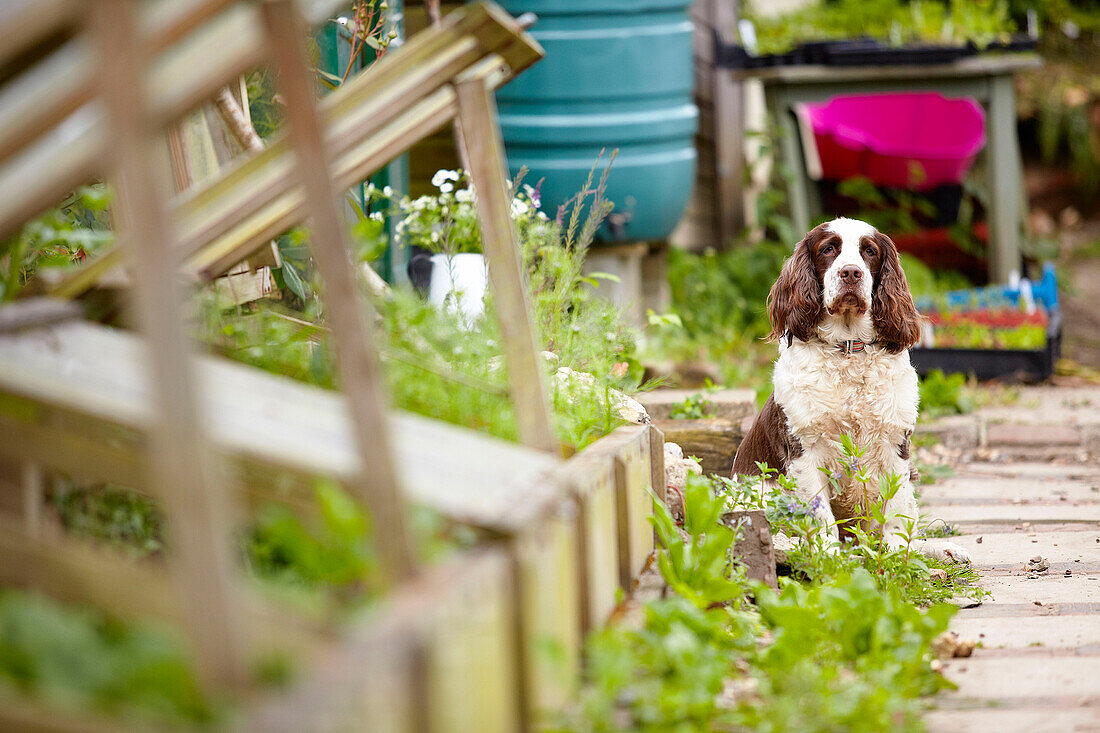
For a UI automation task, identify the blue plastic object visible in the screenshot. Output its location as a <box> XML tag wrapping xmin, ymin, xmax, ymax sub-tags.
<box><xmin>915</xmin><ymin>263</ymin><xmax>1058</xmax><ymax>314</ymax></box>
<box><xmin>494</xmin><ymin>0</ymin><xmax>698</xmax><ymax>242</ymax></box>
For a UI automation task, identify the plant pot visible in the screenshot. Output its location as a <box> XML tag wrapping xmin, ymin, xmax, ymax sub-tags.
<box><xmin>427</xmin><ymin>253</ymin><xmax>489</xmax><ymax>324</ymax></box>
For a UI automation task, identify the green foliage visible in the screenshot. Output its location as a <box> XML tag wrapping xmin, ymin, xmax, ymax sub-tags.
<box><xmin>562</xmin><ymin>597</ymin><xmax>753</xmax><ymax>733</ymax></box>
<box><xmin>837</xmin><ymin>176</ymin><xmax>937</xmax><ymax>235</ymax></box>
<box><xmin>0</xmin><ymin>185</ymin><xmax>113</xmax><ymax>301</ymax></box>
<box><xmin>668</xmin><ymin>392</ymin><xmax>716</xmax><ymax>420</ymax></box>
<box><xmin>51</xmin><ymin>481</ymin><xmax>164</xmax><ymax>558</ymax></box>
<box><xmin>244</xmin><ymin>481</ymin><xmax>382</xmax><ymax>602</ymax></box>
<box><xmin>0</xmin><ymin>590</ymin><xmax>219</xmax><ymax>726</ymax></box>
<box><xmin>900</xmin><ymin>254</ymin><xmax>973</xmax><ymax>300</ymax></box>
<box><xmin>562</xmin><ymin>457</ymin><xmax>971</xmax><ymax>732</ymax></box>
<box><xmin>244</xmin><ymin>481</ymin><xmax>471</xmax><ymax>607</ymax></box>
<box><xmin>745</xmin><ymin>0</ymin><xmax>1015</xmax><ymax>54</ymax></box>
<box><xmin>920</xmin><ymin>369</ymin><xmax>976</xmax><ymax>418</ymax></box>
<box><xmin>741</xmin><ymin>569</ymin><xmax>956</xmax><ymax>732</ymax></box>
<box><xmin>666</xmin><ymin>241</ymin><xmax>786</xmax><ymax>349</ymax></box>
<box><xmin>914</xmin><ymin>457</ymin><xmax>957</xmax><ymax>486</ymax></box>
<box><xmin>650</xmin><ymin>475</ymin><xmax>749</xmax><ymax>610</ymax></box>
<box><xmin>202</xmin><ymin>161</ymin><xmax>641</xmax><ymax>451</ymax></box>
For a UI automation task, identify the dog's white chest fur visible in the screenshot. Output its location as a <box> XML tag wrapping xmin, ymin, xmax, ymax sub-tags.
<box><xmin>773</xmin><ymin>340</ymin><xmax>918</xmax><ymax>454</ymax></box>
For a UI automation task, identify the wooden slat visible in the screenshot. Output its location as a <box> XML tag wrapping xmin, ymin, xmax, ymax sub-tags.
<box><xmin>0</xmin><ymin>41</ymin><xmax>91</xmax><ymax>164</ymax></box>
<box><xmin>260</xmin><ymin>0</ymin><xmax>416</xmax><ymax>583</ymax></box>
<box><xmin>0</xmin><ymin>320</ymin><xmax>563</xmax><ymax>535</ymax></box>
<box><xmin>46</xmin><ymin>4</ymin><xmax>540</xmax><ymax>292</ymax></box>
<box><xmin>0</xmin><ymin>0</ymin><xmax>75</xmax><ymax>69</ymax></box>
<box><xmin>95</xmin><ymin>0</ymin><xmax>249</xmax><ymax>690</ymax></box>
<box><xmin>0</xmin><ymin>106</ymin><xmax>104</xmax><ymax>243</ymax></box>
<box><xmin>557</xmin><ymin>451</ymin><xmax>620</xmax><ymax>632</ymax></box>
<box><xmin>513</xmin><ymin>504</ymin><xmax>581</xmax><ymax>715</ymax></box>
<box><xmin>709</xmin><ymin>0</ymin><xmax>746</xmax><ymax>245</ymax></box>
<box><xmin>0</xmin><ymin>513</ymin><xmax>322</xmax><ymax>659</ymax></box>
<box><xmin>582</xmin><ymin>426</ymin><xmax>656</xmax><ymax>589</ymax></box>
<box><xmin>455</xmin><ymin>73</ymin><xmax>557</xmax><ymax>455</ymax></box>
<box><xmin>0</xmin><ymin>1</ymin><xmax>347</xmax><ymax>175</ymax></box>
<box><xmin>247</xmin><ymin>549</ymin><xmax>517</xmax><ymax>733</ymax></box>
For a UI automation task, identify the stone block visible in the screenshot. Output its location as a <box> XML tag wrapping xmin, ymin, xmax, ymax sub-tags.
<box><xmin>653</xmin><ymin>418</ymin><xmax>744</xmax><ymax>476</ymax></box>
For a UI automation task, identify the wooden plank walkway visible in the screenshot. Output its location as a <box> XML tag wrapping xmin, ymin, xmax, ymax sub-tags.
<box><xmin>920</xmin><ymin>386</ymin><xmax>1100</xmax><ymax>732</ymax></box>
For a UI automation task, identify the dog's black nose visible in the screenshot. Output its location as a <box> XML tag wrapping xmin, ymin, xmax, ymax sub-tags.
<box><xmin>839</xmin><ymin>265</ymin><xmax>862</xmax><ymax>281</ymax></box>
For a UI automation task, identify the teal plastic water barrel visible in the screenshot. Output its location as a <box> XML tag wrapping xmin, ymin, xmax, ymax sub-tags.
<box><xmin>495</xmin><ymin>0</ymin><xmax>697</xmax><ymax>242</ymax></box>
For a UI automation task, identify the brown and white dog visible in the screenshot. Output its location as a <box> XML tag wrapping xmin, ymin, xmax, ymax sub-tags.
<box><xmin>732</xmin><ymin>217</ymin><xmax>969</xmax><ymax>563</ymax></box>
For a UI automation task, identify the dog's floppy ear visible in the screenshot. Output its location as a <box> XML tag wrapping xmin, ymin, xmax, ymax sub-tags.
<box><xmin>871</xmin><ymin>232</ymin><xmax>921</xmax><ymax>353</ymax></box>
<box><xmin>768</xmin><ymin>227</ymin><xmax>823</xmax><ymax>344</ymax></box>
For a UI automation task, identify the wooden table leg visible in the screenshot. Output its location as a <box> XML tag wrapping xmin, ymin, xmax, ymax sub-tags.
<box><xmin>769</xmin><ymin>86</ymin><xmax>817</xmax><ymax>238</ymax></box>
<box><xmin>986</xmin><ymin>74</ymin><xmax>1025</xmax><ymax>283</ymax></box>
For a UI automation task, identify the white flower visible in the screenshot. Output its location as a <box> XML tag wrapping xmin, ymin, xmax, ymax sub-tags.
<box><xmin>511</xmin><ymin>198</ymin><xmax>529</xmax><ymax>217</ymax></box>
<box><xmin>369</xmin><ymin>211</ymin><xmax>384</xmax><ymax>221</ymax></box>
<box><xmin>431</xmin><ymin>169</ymin><xmax>460</xmax><ymax>187</ymax></box>
<box><xmin>383</xmin><ymin>185</ymin><xmax>393</xmax><ymax>196</ymax></box>
<box><xmin>440</xmin><ymin>182</ymin><xmax>454</xmax><ymax>193</ymax></box>
<box><xmin>455</xmin><ymin>189</ymin><xmax>473</xmax><ymax>203</ymax></box>
<box><xmin>523</xmin><ymin>184</ymin><xmax>541</xmax><ymax>208</ymax></box>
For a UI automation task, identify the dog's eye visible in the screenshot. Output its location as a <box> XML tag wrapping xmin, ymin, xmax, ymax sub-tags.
<box><xmin>821</xmin><ymin>245</ymin><xmax>835</xmax><ymax>255</ymax></box>
<box><xmin>862</xmin><ymin>246</ymin><xmax>874</xmax><ymax>256</ymax></box>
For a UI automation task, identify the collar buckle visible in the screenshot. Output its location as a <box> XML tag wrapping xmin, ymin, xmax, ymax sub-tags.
<box><xmin>840</xmin><ymin>339</ymin><xmax>866</xmax><ymax>354</ymax></box>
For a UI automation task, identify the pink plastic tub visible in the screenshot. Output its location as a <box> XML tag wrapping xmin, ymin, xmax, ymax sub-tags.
<box><xmin>801</xmin><ymin>93</ymin><xmax>986</xmax><ymax>190</ymax></box>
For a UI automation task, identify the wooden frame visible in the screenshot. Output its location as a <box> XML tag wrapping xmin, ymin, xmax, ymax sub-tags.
<box><xmin>0</xmin><ymin>1</ymin><xmax>661</xmax><ymax>728</ymax></box>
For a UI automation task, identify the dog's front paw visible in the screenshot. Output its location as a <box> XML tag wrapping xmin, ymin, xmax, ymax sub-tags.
<box><xmin>933</xmin><ymin>541</ymin><xmax>972</xmax><ymax>564</ymax></box>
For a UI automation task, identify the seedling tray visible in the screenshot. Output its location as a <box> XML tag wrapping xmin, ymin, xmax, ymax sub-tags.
<box><xmin>910</xmin><ymin>310</ymin><xmax>1061</xmax><ymax>382</ymax></box>
<box><xmin>716</xmin><ymin>35</ymin><xmax>1034</xmax><ymax>70</ymax></box>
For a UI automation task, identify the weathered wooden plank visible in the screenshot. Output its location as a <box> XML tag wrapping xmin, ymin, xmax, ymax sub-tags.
<box><xmin>95</xmin><ymin>0</ymin><xmax>249</xmax><ymax>690</ymax></box>
<box><xmin>0</xmin><ymin>109</ymin><xmax>104</xmax><ymax>244</ymax></box>
<box><xmin>557</xmin><ymin>451</ymin><xmax>620</xmax><ymax>632</ymax></box>
<box><xmin>425</xmin><ymin>549</ymin><xmax>520</xmax><ymax>733</ymax></box>
<box><xmin>261</xmin><ymin>0</ymin><xmax>416</xmax><ymax>583</ymax></box>
<box><xmin>0</xmin><ymin>0</ymin><xmax>75</xmax><ymax>68</ymax></box>
<box><xmin>186</xmin><ymin>82</ymin><xmax>461</xmax><ymax>279</ymax></box>
<box><xmin>584</xmin><ymin>427</ymin><xmax>656</xmax><ymax>589</ymax></box>
<box><xmin>0</xmin><ymin>41</ymin><xmax>91</xmax><ymax>165</ymax></box>
<box><xmin>512</xmin><ymin>504</ymin><xmax>581</xmax><ymax>719</ymax></box>
<box><xmin>0</xmin><ymin>320</ymin><xmax>563</xmax><ymax>535</ymax></box>
<box><xmin>247</xmin><ymin>550</ymin><xmax>509</xmax><ymax>733</ymax></box>
<box><xmin>709</xmin><ymin>0</ymin><xmax>746</xmax><ymax>246</ymax></box>
<box><xmin>648</xmin><ymin>425</ymin><xmax>666</xmax><ymax>505</ymax></box>
<box><xmin>456</xmin><ymin>73</ymin><xmax>557</xmax><ymax>454</ymax></box>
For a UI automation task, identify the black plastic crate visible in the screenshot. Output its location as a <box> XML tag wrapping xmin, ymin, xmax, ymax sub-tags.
<box><xmin>910</xmin><ymin>310</ymin><xmax>1062</xmax><ymax>382</ymax></box>
<box><xmin>715</xmin><ymin>34</ymin><xmax>1031</xmax><ymax>70</ymax></box>
<box><xmin>823</xmin><ymin>41</ymin><xmax>973</xmax><ymax>66</ymax></box>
